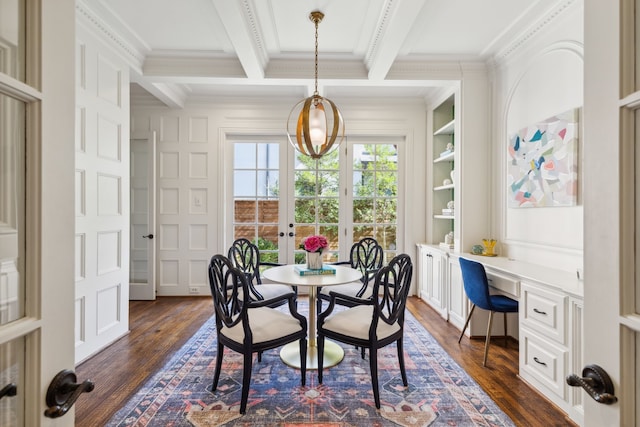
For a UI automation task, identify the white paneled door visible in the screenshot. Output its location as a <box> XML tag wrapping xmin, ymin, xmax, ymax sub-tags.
<box><xmin>129</xmin><ymin>132</ymin><xmax>157</xmax><ymax>300</ymax></box>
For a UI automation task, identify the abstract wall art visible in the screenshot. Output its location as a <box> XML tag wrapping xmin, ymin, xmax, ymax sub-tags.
<box><xmin>507</xmin><ymin>108</ymin><xmax>579</xmax><ymax>207</ymax></box>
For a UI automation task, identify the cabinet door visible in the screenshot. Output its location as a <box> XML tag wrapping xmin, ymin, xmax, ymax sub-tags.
<box><xmin>447</xmin><ymin>256</ymin><xmax>467</xmax><ymax>329</ymax></box>
<box><xmin>428</xmin><ymin>249</ymin><xmax>447</xmax><ymax>318</ymax></box>
<box><xmin>417</xmin><ymin>246</ymin><xmax>432</xmax><ymax>301</ymax></box>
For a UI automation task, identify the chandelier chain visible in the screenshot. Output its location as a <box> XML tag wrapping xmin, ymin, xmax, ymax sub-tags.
<box><xmin>314</xmin><ymin>17</ymin><xmax>319</xmax><ymax>95</ymax></box>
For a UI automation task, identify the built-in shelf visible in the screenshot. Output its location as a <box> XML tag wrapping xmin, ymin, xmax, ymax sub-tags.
<box><xmin>430</xmin><ymin>93</ymin><xmax>456</xmax><ymax>251</ymax></box>
<box><xmin>434</xmin><ymin>151</ymin><xmax>455</xmax><ymax>163</ymax></box>
<box><xmin>434</xmin><ymin>119</ymin><xmax>455</xmax><ymax>135</ymax></box>
<box><xmin>434</xmin><ymin>184</ymin><xmax>455</xmax><ymax>191</ymax></box>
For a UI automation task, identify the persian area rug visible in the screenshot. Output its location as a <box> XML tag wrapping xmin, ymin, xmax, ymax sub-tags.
<box><xmin>107</xmin><ymin>302</ymin><xmax>514</xmax><ymax>427</ymax></box>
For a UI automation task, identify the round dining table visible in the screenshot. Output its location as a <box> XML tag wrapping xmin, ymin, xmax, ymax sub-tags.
<box><xmin>262</xmin><ymin>264</ymin><xmax>362</xmax><ymax>369</ymax></box>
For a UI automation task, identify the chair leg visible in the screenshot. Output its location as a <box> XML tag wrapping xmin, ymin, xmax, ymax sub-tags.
<box><xmin>503</xmin><ymin>312</ymin><xmax>508</xmax><ymax>348</ymax></box>
<box><xmin>397</xmin><ymin>339</ymin><xmax>408</xmax><ymax>386</ymax></box>
<box><xmin>370</xmin><ymin>347</ymin><xmax>381</xmax><ymax>409</ymax></box>
<box><xmin>483</xmin><ymin>311</ymin><xmax>494</xmax><ymax>367</ymax></box>
<box><xmin>316</xmin><ymin>295</ymin><xmax>323</xmax><ymax>317</ymax></box>
<box><xmin>239</xmin><ymin>350</ymin><xmax>253</xmax><ymax>414</ymax></box>
<box><xmin>211</xmin><ymin>342</ymin><xmax>224</xmax><ymax>391</ymax></box>
<box><xmin>317</xmin><ymin>335</ymin><xmax>325</xmax><ymax>384</ymax></box>
<box><xmin>458</xmin><ymin>304</ymin><xmax>476</xmax><ymax>343</ymax></box>
<box><xmin>258</xmin><ymin>351</ymin><xmax>262</xmax><ymax>362</ymax></box>
<box><xmin>299</xmin><ymin>337</ymin><xmax>307</xmax><ymax>386</ymax></box>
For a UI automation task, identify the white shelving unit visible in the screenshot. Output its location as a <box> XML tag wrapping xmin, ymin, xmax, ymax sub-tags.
<box><xmin>431</xmin><ymin>94</ymin><xmax>457</xmax><ymax>250</ymax></box>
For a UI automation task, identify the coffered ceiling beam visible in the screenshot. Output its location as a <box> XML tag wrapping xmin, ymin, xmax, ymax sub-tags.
<box><xmin>131</xmin><ymin>71</ymin><xmax>188</xmax><ymax>109</ymax></box>
<box><xmin>366</xmin><ymin>0</ymin><xmax>427</xmax><ymax>81</ymax></box>
<box><xmin>210</xmin><ymin>0</ymin><xmax>267</xmax><ymax>80</ymax></box>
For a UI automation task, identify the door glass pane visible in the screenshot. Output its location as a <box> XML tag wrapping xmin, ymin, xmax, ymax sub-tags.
<box><xmin>637</xmin><ymin>0</ymin><xmax>640</xmax><ymax>91</ymax></box>
<box><xmin>636</xmin><ymin>110</ymin><xmax>640</xmax><ymax>316</ymax></box>
<box><xmin>232</xmin><ymin>142</ymin><xmax>280</xmax><ymax>259</ymax></box>
<box><xmin>0</xmin><ymin>93</ymin><xmax>25</xmax><ymax>325</ymax></box>
<box><xmin>130</xmin><ymin>139</ymin><xmax>149</xmax><ymax>284</ymax></box>
<box><xmin>0</xmin><ymin>0</ymin><xmax>26</xmax><ymax>82</ymax></box>
<box><xmin>294</xmin><ymin>150</ymin><xmax>340</xmax><ymax>264</ymax></box>
<box><xmin>0</xmin><ymin>336</ymin><xmax>24</xmax><ymax>426</ymax></box>
<box><xmin>353</xmin><ymin>144</ymin><xmax>398</xmax><ymax>262</ymax></box>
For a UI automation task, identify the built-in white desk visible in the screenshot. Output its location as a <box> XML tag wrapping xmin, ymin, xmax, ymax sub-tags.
<box><xmin>416</xmin><ymin>244</ymin><xmax>585</xmax><ymax>426</ymax></box>
<box><xmin>461</xmin><ymin>253</ymin><xmax>583</xmax><ymax>299</ymax></box>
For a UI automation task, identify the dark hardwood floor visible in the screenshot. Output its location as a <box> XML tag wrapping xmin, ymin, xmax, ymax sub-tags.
<box><xmin>75</xmin><ymin>296</ymin><xmax>577</xmax><ymax>426</ymax></box>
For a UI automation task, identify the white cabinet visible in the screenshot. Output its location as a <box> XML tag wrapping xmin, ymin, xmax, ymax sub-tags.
<box><xmin>416</xmin><ymin>244</ymin><xmax>468</xmax><ymax>329</ymax></box>
<box><xmin>518</xmin><ymin>281</ymin><xmax>584</xmax><ymax>425</ymax></box>
<box><xmin>417</xmin><ymin>244</ymin><xmax>447</xmax><ymax>319</ymax></box>
<box><xmin>445</xmin><ymin>255</ymin><xmax>467</xmax><ymax>330</ymax></box>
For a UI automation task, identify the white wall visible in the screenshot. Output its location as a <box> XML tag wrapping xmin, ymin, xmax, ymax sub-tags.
<box><xmin>491</xmin><ymin>1</ymin><xmax>584</xmax><ymax>274</ymax></box>
<box><xmin>131</xmin><ymin>98</ymin><xmax>428</xmax><ymax>296</ymax></box>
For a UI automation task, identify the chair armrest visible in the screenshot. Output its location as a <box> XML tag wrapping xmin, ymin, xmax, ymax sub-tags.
<box><xmin>260</xmin><ymin>262</ymin><xmax>284</xmax><ymax>268</ymax></box>
<box><xmin>248</xmin><ymin>291</ymin><xmax>296</xmax><ymax>308</ymax></box>
<box><xmin>331</xmin><ymin>261</ymin><xmax>350</xmax><ymax>266</ymax></box>
<box><xmin>328</xmin><ymin>290</ymin><xmax>373</xmax><ymax>306</ymax></box>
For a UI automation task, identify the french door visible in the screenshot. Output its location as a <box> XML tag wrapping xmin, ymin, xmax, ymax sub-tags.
<box><xmin>226</xmin><ymin>136</ymin><xmax>402</xmax><ymax>265</ymax></box>
<box><xmin>582</xmin><ymin>0</ymin><xmax>637</xmax><ymax>425</ymax></box>
<box><xmin>0</xmin><ymin>0</ymin><xmax>77</xmax><ymax>425</ymax></box>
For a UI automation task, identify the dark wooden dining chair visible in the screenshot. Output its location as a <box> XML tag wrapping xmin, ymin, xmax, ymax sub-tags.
<box><xmin>317</xmin><ymin>253</ymin><xmax>413</xmax><ymax>409</ymax></box>
<box><xmin>207</xmin><ymin>254</ymin><xmax>307</xmax><ymax>414</ymax></box>
<box><xmin>317</xmin><ymin>237</ymin><xmax>384</xmax><ymax>312</ymax></box>
<box><xmin>228</xmin><ymin>238</ymin><xmax>296</xmax><ymax>308</ymax></box>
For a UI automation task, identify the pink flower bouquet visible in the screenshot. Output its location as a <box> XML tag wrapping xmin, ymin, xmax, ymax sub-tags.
<box><xmin>300</xmin><ymin>235</ymin><xmax>328</xmax><ymax>253</ymax></box>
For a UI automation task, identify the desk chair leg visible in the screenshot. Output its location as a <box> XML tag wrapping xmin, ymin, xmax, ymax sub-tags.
<box><xmin>458</xmin><ymin>304</ymin><xmax>476</xmax><ymax>343</ymax></box>
<box><xmin>483</xmin><ymin>311</ymin><xmax>494</xmax><ymax>367</ymax></box>
<box><xmin>503</xmin><ymin>312</ymin><xmax>508</xmax><ymax>348</ymax></box>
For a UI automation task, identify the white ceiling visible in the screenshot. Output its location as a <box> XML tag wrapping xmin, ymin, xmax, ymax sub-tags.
<box><xmin>85</xmin><ymin>0</ymin><xmax>564</xmax><ymax>107</ymax></box>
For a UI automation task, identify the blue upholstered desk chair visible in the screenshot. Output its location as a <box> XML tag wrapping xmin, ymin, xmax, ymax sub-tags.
<box><xmin>458</xmin><ymin>257</ymin><xmax>519</xmax><ymax>367</ymax></box>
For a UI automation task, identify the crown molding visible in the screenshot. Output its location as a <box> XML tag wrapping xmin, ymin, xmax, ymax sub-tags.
<box><xmin>491</xmin><ymin>0</ymin><xmax>578</xmax><ymax>64</ymax></box>
<box><xmin>75</xmin><ymin>0</ymin><xmax>146</xmax><ymax>70</ymax></box>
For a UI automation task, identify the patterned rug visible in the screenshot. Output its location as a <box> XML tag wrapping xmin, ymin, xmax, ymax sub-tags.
<box><xmin>107</xmin><ymin>302</ymin><xmax>514</xmax><ymax>426</ymax></box>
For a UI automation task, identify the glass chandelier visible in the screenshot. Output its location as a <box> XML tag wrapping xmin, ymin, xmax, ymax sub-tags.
<box><xmin>286</xmin><ymin>11</ymin><xmax>344</xmax><ymax>159</ymax></box>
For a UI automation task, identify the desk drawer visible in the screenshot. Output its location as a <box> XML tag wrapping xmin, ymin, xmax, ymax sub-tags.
<box><xmin>520</xmin><ymin>328</ymin><xmax>567</xmax><ymax>399</ymax></box>
<box><xmin>486</xmin><ymin>270</ymin><xmax>519</xmax><ymax>298</ymax></box>
<box><xmin>521</xmin><ymin>283</ymin><xmax>566</xmax><ymax>344</ymax></box>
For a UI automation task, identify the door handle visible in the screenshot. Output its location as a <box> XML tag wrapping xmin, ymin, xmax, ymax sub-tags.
<box><xmin>44</xmin><ymin>369</ymin><xmax>95</xmax><ymax>418</ymax></box>
<box><xmin>143</xmin><ymin>234</ymin><xmax>154</xmax><ymax>239</ymax></box>
<box><xmin>0</xmin><ymin>383</ymin><xmax>17</xmax><ymax>400</ymax></box>
<box><xmin>566</xmin><ymin>364</ymin><xmax>618</xmax><ymax>404</ymax></box>
<box><xmin>288</xmin><ymin>232</ymin><xmax>294</xmax><ymax>237</ymax></box>
<box><xmin>279</xmin><ymin>232</ymin><xmax>285</xmax><ymax>237</ymax></box>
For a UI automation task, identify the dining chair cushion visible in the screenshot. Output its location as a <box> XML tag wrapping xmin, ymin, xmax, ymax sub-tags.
<box><xmin>221</xmin><ymin>306</ymin><xmax>304</xmax><ymax>344</ymax></box>
<box><xmin>243</xmin><ymin>283</ymin><xmax>294</xmax><ymax>301</ymax></box>
<box><xmin>321</xmin><ymin>305</ymin><xmax>400</xmax><ymax>341</ymax></box>
<box><xmin>319</xmin><ymin>281</ymin><xmax>373</xmax><ymax>299</ymax></box>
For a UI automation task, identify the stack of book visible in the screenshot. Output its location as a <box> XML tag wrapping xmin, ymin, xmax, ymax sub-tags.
<box><xmin>294</xmin><ymin>265</ymin><xmax>336</xmax><ymax>276</ymax></box>
<box><xmin>439</xmin><ymin>242</ymin><xmax>455</xmax><ymax>250</ymax></box>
